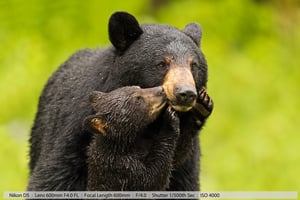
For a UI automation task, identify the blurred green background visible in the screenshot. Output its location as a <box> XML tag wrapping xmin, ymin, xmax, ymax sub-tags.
<box><xmin>0</xmin><ymin>0</ymin><xmax>299</xmax><ymax>194</ymax></box>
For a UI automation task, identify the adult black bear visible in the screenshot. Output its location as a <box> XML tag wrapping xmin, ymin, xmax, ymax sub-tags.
<box><xmin>28</xmin><ymin>11</ymin><xmax>213</xmax><ymax>191</ymax></box>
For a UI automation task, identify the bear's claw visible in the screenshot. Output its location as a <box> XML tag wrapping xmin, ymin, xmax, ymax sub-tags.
<box><xmin>191</xmin><ymin>87</ymin><xmax>214</xmax><ymax>126</ymax></box>
<box><xmin>198</xmin><ymin>87</ymin><xmax>213</xmax><ymax>113</ymax></box>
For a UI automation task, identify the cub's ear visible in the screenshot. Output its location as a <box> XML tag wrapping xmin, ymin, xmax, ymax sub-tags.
<box><xmin>182</xmin><ymin>23</ymin><xmax>202</xmax><ymax>47</ymax></box>
<box><xmin>83</xmin><ymin>116</ymin><xmax>108</xmax><ymax>136</ymax></box>
<box><xmin>89</xmin><ymin>91</ymin><xmax>105</xmax><ymax>111</ymax></box>
<box><xmin>108</xmin><ymin>11</ymin><xmax>143</xmax><ymax>52</ymax></box>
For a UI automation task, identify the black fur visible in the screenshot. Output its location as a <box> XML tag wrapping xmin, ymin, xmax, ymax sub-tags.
<box><xmin>182</xmin><ymin>23</ymin><xmax>202</xmax><ymax>47</ymax></box>
<box><xmin>28</xmin><ymin>11</ymin><xmax>213</xmax><ymax>192</ymax></box>
<box><xmin>83</xmin><ymin>86</ymin><xmax>179</xmax><ymax>190</ymax></box>
<box><xmin>109</xmin><ymin>12</ymin><xmax>143</xmax><ymax>52</ymax></box>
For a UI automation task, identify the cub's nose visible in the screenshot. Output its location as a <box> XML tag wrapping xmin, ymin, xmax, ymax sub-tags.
<box><xmin>175</xmin><ymin>86</ymin><xmax>197</xmax><ymax>105</ymax></box>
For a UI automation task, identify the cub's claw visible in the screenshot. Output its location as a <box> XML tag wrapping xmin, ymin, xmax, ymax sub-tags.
<box><xmin>166</xmin><ymin>106</ymin><xmax>178</xmax><ymax>121</ymax></box>
<box><xmin>164</xmin><ymin>106</ymin><xmax>180</xmax><ymax>135</ymax></box>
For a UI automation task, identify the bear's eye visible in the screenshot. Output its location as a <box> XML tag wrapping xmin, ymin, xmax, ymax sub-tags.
<box><xmin>191</xmin><ymin>61</ymin><xmax>199</xmax><ymax>70</ymax></box>
<box><xmin>156</xmin><ymin>61</ymin><xmax>168</xmax><ymax>71</ymax></box>
<box><xmin>135</xmin><ymin>96</ymin><xmax>145</xmax><ymax>105</ymax></box>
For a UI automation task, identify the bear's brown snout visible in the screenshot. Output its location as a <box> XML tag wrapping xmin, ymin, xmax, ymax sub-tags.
<box><xmin>162</xmin><ymin>62</ymin><xmax>197</xmax><ymax>112</ymax></box>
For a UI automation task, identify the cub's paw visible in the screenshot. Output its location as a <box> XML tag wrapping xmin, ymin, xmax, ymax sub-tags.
<box><xmin>164</xmin><ymin>106</ymin><xmax>180</xmax><ymax>136</ymax></box>
<box><xmin>192</xmin><ymin>87</ymin><xmax>214</xmax><ymax>127</ymax></box>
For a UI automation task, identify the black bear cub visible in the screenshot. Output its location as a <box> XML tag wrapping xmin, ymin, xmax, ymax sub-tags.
<box><xmin>83</xmin><ymin>86</ymin><xmax>180</xmax><ymax>191</ymax></box>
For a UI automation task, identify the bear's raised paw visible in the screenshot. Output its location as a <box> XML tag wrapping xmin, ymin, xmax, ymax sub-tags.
<box><xmin>192</xmin><ymin>87</ymin><xmax>214</xmax><ymax>127</ymax></box>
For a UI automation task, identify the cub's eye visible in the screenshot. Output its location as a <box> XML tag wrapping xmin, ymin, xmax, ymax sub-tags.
<box><xmin>135</xmin><ymin>96</ymin><xmax>145</xmax><ymax>105</ymax></box>
<box><xmin>156</xmin><ymin>61</ymin><xmax>168</xmax><ymax>70</ymax></box>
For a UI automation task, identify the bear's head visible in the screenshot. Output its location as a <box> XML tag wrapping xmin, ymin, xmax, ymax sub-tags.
<box><xmin>83</xmin><ymin>86</ymin><xmax>166</xmax><ymax>140</ymax></box>
<box><xmin>107</xmin><ymin>12</ymin><xmax>207</xmax><ymax>112</ymax></box>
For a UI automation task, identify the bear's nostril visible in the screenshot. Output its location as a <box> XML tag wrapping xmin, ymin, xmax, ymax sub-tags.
<box><xmin>175</xmin><ymin>87</ymin><xmax>197</xmax><ymax>105</ymax></box>
<box><xmin>178</xmin><ymin>90</ymin><xmax>196</xmax><ymax>102</ymax></box>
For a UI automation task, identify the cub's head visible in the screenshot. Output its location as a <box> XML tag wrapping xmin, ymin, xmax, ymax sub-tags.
<box><xmin>83</xmin><ymin>86</ymin><xmax>166</xmax><ymax>139</ymax></box>
<box><xmin>108</xmin><ymin>11</ymin><xmax>208</xmax><ymax>112</ymax></box>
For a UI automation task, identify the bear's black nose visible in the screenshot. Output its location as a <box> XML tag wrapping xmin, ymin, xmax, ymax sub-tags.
<box><xmin>175</xmin><ymin>86</ymin><xmax>197</xmax><ymax>105</ymax></box>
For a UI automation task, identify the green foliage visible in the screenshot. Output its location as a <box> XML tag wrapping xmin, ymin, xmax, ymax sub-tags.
<box><xmin>1</xmin><ymin>0</ymin><xmax>299</xmax><ymax>192</ymax></box>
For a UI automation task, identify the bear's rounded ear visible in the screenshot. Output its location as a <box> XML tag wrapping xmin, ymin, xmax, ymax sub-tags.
<box><xmin>182</xmin><ymin>23</ymin><xmax>202</xmax><ymax>47</ymax></box>
<box><xmin>108</xmin><ymin>11</ymin><xmax>143</xmax><ymax>52</ymax></box>
<box><xmin>83</xmin><ymin>116</ymin><xmax>108</xmax><ymax>136</ymax></box>
<box><xmin>89</xmin><ymin>91</ymin><xmax>105</xmax><ymax>111</ymax></box>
